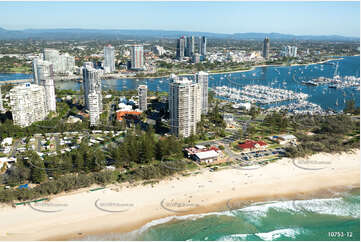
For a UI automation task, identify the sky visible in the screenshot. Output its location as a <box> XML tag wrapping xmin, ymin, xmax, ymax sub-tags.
<box><xmin>0</xmin><ymin>1</ymin><xmax>360</xmax><ymax>37</ymax></box>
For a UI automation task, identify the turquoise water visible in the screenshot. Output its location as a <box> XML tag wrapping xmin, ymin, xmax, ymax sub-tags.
<box><xmin>81</xmin><ymin>189</ymin><xmax>360</xmax><ymax>241</ymax></box>
<box><xmin>1</xmin><ymin>56</ymin><xmax>359</xmax><ymax>112</ymax></box>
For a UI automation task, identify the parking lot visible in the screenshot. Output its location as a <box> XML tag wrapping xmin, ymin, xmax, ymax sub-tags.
<box><xmin>235</xmin><ymin>147</ymin><xmax>286</xmax><ymax>162</ymax></box>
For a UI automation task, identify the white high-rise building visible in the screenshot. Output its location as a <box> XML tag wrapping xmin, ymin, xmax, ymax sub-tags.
<box><xmin>195</xmin><ymin>71</ymin><xmax>209</xmax><ymax>114</ymax></box>
<box><xmin>82</xmin><ymin>63</ymin><xmax>102</xmax><ymax>112</ymax></box>
<box><xmin>43</xmin><ymin>48</ymin><xmax>75</xmax><ymax>74</ymax></box>
<box><xmin>291</xmin><ymin>46</ymin><xmax>298</xmax><ymax>57</ymax></box>
<box><xmin>200</xmin><ymin>36</ymin><xmax>207</xmax><ymax>56</ymax></box>
<box><xmin>43</xmin><ymin>48</ymin><xmax>60</xmax><ymax>72</ymax></box>
<box><xmin>152</xmin><ymin>45</ymin><xmax>165</xmax><ymax>56</ymax></box>
<box><xmin>282</xmin><ymin>46</ymin><xmax>298</xmax><ymax>57</ymax></box>
<box><xmin>88</xmin><ymin>91</ymin><xmax>101</xmax><ymax>126</ymax></box>
<box><xmin>104</xmin><ymin>45</ymin><xmax>115</xmax><ymax>73</ymax></box>
<box><xmin>176</xmin><ymin>36</ymin><xmax>186</xmax><ymax>60</ymax></box>
<box><xmin>138</xmin><ymin>85</ymin><xmax>147</xmax><ymax>111</ymax></box>
<box><xmin>130</xmin><ymin>45</ymin><xmax>144</xmax><ymax>70</ymax></box>
<box><xmin>41</xmin><ymin>79</ymin><xmax>56</xmax><ymax>112</ymax></box>
<box><xmin>9</xmin><ymin>83</ymin><xmax>48</xmax><ymax>127</ymax></box>
<box><xmin>32</xmin><ymin>59</ymin><xmax>56</xmax><ymax>112</ymax></box>
<box><xmin>169</xmin><ymin>76</ymin><xmax>201</xmax><ymax>137</ymax></box>
<box><xmin>0</xmin><ymin>86</ymin><xmax>4</xmax><ymax>112</ymax></box>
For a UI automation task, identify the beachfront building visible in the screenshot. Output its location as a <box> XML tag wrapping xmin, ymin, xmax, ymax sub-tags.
<box><xmin>195</xmin><ymin>71</ymin><xmax>209</xmax><ymax>114</ymax></box>
<box><xmin>32</xmin><ymin>59</ymin><xmax>56</xmax><ymax>112</ymax></box>
<box><xmin>176</xmin><ymin>36</ymin><xmax>186</xmax><ymax>60</ymax></box>
<box><xmin>9</xmin><ymin>83</ymin><xmax>48</xmax><ymax>127</ymax></box>
<box><xmin>82</xmin><ymin>63</ymin><xmax>103</xmax><ymax>112</ymax></box>
<box><xmin>138</xmin><ymin>85</ymin><xmax>147</xmax><ymax>111</ymax></box>
<box><xmin>194</xmin><ymin>150</ymin><xmax>219</xmax><ymax>163</ymax></box>
<box><xmin>169</xmin><ymin>76</ymin><xmax>201</xmax><ymax>137</ymax></box>
<box><xmin>268</xmin><ymin>134</ymin><xmax>297</xmax><ymax>145</ymax></box>
<box><xmin>263</xmin><ymin>37</ymin><xmax>270</xmax><ymax>59</ymax></box>
<box><xmin>130</xmin><ymin>44</ymin><xmax>144</xmax><ymax>70</ymax></box>
<box><xmin>184</xmin><ymin>145</ymin><xmax>222</xmax><ymax>163</ymax></box>
<box><xmin>103</xmin><ymin>45</ymin><xmax>115</xmax><ymax>73</ymax></box>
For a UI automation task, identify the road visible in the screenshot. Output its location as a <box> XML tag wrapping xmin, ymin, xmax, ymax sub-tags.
<box><xmin>9</xmin><ymin>139</ymin><xmax>21</xmax><ymax>157</ymax></box>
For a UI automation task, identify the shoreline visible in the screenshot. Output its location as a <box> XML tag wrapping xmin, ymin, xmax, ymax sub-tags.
<box><xmin>0</xmin><ymin>149</ymin><xmax>359</xmax><ymax>241</ymax></box>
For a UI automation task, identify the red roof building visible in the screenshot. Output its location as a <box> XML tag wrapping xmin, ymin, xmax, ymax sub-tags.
<box><xmin>238</xmin><ymin>140</ymin><xmax>268</xmax><ymax>151</ymax></box>
<box><xmin>116</xmin><ymin>111</ymin><xmax>141</xmax><ymax>121</ymax></box>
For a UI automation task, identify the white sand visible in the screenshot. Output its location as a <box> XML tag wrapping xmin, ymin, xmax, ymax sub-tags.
<box><xmin>0</xmin><ymin>150</ymin><xmax>359</xmax><ymax>241</ymax></box>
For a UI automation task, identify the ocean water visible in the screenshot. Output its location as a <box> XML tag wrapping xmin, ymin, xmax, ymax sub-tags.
<box><xmin>1</xmin><ymin>56</ymin><xmax>359</xmax><ymax>112</ymax></box>
<box><xmin>81</xmin><ymin>189</ymin><xmax>360</xmax><ymax>241</ymax></box>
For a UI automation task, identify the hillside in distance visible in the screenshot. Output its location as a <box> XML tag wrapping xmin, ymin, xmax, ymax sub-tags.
<box><xmin>0</xmin><ymin>27</ymin><xmax>359</xmax><ymax>41</ymax></box>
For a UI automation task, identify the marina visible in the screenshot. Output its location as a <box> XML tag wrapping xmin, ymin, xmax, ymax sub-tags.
<box><xmin>0</xmin><ymin>56</ymin><xmax>360</xmax><ymax>113</ymax></box>
<box><xmin>213</xmin><ymin>85</ymin><xmax>308</xmax><ymax>104</ymax></box>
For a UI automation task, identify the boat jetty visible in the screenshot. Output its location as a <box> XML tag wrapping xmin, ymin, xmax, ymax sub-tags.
<box><xmin>213</xmin><ymin>84</ymin><xmax>308</xmax><ymax>104</ymax></box>
<box><xmin>302</xmin><ymin>75</ymin><xmax>360</xmax><ymax>89</ymax></box>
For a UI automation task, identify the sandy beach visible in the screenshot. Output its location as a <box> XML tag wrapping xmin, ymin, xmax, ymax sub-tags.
<box><xmin>0</xmin><ymin>149</ymin><xmax>359</xmax><ymax>241</ymax></box>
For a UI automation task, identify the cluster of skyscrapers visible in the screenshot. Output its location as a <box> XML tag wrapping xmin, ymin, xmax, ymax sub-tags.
<box><xmin>282</xmin><ymin>45</ymin><xmax>298</xmax><ymax>57</ymax></box>
<box><xmin>9</xmin><ymin>55</ymin><xmax>59</xmax><ymax>127</ymax></box>
<box><xmin>169</xmin><ymin>71</ymin><xmax>209</xmax><ymax>137</ymax></box>
<box><xmin>176</xmin><ymin>36</ymin><xmax>207</xmax><ymax>61</ymax></box>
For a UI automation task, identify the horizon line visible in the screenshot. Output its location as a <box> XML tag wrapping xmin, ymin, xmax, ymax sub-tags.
<box><xmin>1</xmin><ymin>27</ymin><xmax>359</xmax><ymax>39</ymax></box>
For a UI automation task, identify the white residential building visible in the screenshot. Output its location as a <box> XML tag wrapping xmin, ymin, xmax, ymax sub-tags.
<box><xmin>169</xmin><ymin>76</ymin><xmax>201</xmax><ymax>137</ymax></box>
<box><xmin>130</xmin><ymin>45</ymin><xmax>144</xmax><ymax>70</ymax></box>
<box><xmin>82</xmin><ymin>63</ymin><xmax>103</xmax><ymax>112</ymax></box>
<box><xmin>32</xmin><ymin>59</ymin><xmax>56</xmax><ymax>112</ymax></box>
<box><xmin>0</xmin><ymin>86</ymin><xmax>4</xmax><ymax>112</ymax></box>
<box><xmin>88</xmin><ymin>91</ymin><xmax>101</xmax><ymax>126</ymax></box>
<box><xmin>138</xmin><ymin>85</ymin><xmax>147</xmax><ymax>111</ymax></box>
<box><xmin>195</xmin><ymin>71</ymin><xmax>209</xmax><ymax>114</ymax></box>
<box><xmin>282</xmin><ymin>46</ymin><xmax>298</xmax><ymax>57</ymax></box>
<box><xmin>9</xmin><ymin>83</ymin><xmax>48</xmax><ymax>127</ymax></box>
<box><xmin>43</xmin><ymin>48</ymin><xmax>75</xmax><ymax>74</ymax></box>
<box><xmin>103</xmin><ymin>45</ymin><xmax>115</xmax><ymax>73</ymax></box>
<box><xmin>152</xmin><ymin>45</ymin><xmax>166</xmax><ymax>56</ymax></box>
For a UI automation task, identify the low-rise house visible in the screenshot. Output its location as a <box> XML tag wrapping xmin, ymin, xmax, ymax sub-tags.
<box><xmin>184</xmin><ymin>145</ymin><xmax>223</xmax><ymax>163</ymax></box>
<box><xmin>238</xmin><ymin>140</ymin><xmax>268</xmax><ymax>152</ymax></box>
<box><xmin>277</xmin><ymin>134</ymin><xmax>297</xmax><ymax>145</ymax></box>
<box><xmin>194</xmin><ymin>150</ymin><xmax>219</xmax><ymax>164</ymax></box>
<box><xmin>0</xmin><ymin>157</ymin><xmax>16</xmax><ymax>171</ymax></box>
<box><xmin>268</xmin><ymin>134</ymin><xmax>297</xmax><ymax>145</ymax></box>
<box><xmin>67</xmin><ymin>115</ymin><xmax>82</xmax><ymax>124</ymax></box>
<box><xmin>1</xmin><ymin>137</ymin><xmax>13</xmax><ymax>146</ymax></box>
